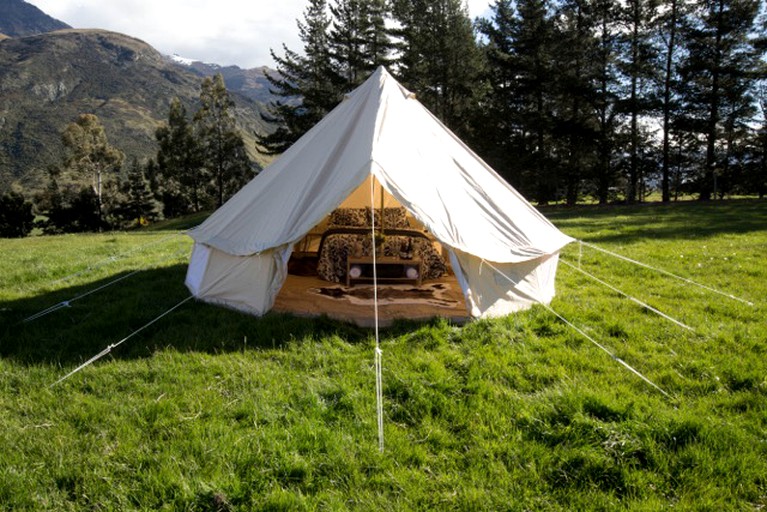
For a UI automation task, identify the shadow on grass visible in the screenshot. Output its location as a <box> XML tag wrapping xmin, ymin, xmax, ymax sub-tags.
<box><xmin>0</xmin><ymin>264</ymin><xmax>377</xmax><ymax>366</ymax></box>
<box><xmin>543</xmin><ymin>199</ymin><xmax>767</xmax><ymax>244</ymax></box>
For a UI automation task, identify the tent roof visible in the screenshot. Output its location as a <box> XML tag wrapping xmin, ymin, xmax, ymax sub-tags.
<box><xmin>189</xmin><ymin>67</ymin><xmax>573</xmax><ymax>263</ymax></box>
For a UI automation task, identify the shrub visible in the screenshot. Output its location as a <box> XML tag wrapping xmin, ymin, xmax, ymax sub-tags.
<box><xmin>0</xmin><ymin>191</ymin><xmax>34</xmax><ymax>238</ymax></box>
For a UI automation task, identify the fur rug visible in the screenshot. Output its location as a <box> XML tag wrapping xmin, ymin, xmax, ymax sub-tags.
<box><xmin>309</xmin><ymin>282</ymin><xmax>460</xmax><ymax>308</ymax></box>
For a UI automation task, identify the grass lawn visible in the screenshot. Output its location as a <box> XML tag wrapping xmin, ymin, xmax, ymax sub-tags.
<box><xmin>1</xmin><ymin>200</ymin><xmax>765</xmax><ymax>511</ymax></box>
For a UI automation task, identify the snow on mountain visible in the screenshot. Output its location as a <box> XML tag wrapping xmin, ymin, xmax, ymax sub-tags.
<box><xmin>170</xmin><ymin>53</ymin><xmax>196</xmax><ymax>66</ymax></box>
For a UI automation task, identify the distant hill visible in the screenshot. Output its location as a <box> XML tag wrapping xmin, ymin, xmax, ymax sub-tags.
<box><xmin>0</xmin><ymin>0</ymin><xmax>71</xmax><ymax>37</ymax></box>
<box><xmin>170</xmin><ymin>57</ymin><xmax>279</xmax><ymax>105</ymax></box>
<box><xmin>0</xmin><ymin>29</ymin><xmax>274</xmax><ymax>191</ymax></box>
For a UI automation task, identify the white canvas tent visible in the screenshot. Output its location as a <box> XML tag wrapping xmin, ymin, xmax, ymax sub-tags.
<box><xmin>185</xmin><ymin>66</ymin><xmax>574</xmax><ymax>320</ymax></box>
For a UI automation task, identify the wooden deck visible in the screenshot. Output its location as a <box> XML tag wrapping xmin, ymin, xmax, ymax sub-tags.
<box><xmin>272</xmin><ymin>273</ymin><xmax>469</xmax><ymax>328</ymax></box>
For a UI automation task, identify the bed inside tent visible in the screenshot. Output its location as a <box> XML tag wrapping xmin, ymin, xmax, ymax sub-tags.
<box><xmin>274</xmin><ymin>175</ymin><xmax>469</xmax><ymax>327</ymax></box>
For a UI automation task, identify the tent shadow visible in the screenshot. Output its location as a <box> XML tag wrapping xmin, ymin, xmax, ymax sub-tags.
<box><xmin>0</xmin><ymin>264</ymin><xmax>374</xmax><ymax>366</ymax></box>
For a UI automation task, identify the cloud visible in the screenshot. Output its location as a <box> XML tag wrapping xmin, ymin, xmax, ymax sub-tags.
<box><xmin>27</xmin><ymin>0</ymin><xmax>492</xmax><ymax>69</ymax></box>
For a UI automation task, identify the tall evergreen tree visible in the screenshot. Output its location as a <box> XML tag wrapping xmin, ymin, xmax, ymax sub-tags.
<box><xmin>475</xmin><ymin>0</ymin><xmax>516</xmax><ymax>171</ymax></box>
<box><xmin>552</xmin><ymin>0</ymin><xmax>601</xmax><ymax>204</ymax></box>
<box><xmin>392</xmin><ymin>0</ymin><xmax>484</xmax><ymax>138</ymax></box>
<box><xmin>258</xmin><ymin>0</ymin><xmax>341</xmax><ymax>154</ymax></box>
<box><xmin>655</xmin><ymin>0</ymin><xmax>685</xmax><ymax>202</ymax></box>
<box><xmin>752</xmin><ymin>82</ymin><xmax>767</xmax><ymax>197</ymax></box>
<box><xmin>195</xmin><ymin>74</ymin><xmax>254</xmax><ymax>208</ymax></box>
<box><xmin>617</xmin><ymin>0</ymin><xmax>659</xmax><ymax>203</ymax></box>
<box><xmin>115</xmin><ymin>158</ymin><xmax>161</xmax><ymax>226</ymax></box>
<box><xmin>0</xmin><ymin>191</ymin><xmax>34</xmax><ymax>238</ymax></box>
<box><xmin>329</xmin><ymin>0</ymin><xmax>393</xmax><ymax>89</ymax></box>
<box><xmin>362</xmin><ymin>0</ymin><xmax>395</xmax><ymax>71</ymax></box>
<box><xmin>679</xmin><ymin>0</ymin><xmax>761</xmax><ymax>200</ymax></box>
<box><xmin>590</xmin><ymin>0</ymin><xmax>623</xmax><ymax>204</ymax></box>
<box><xmin>156</xmin><ymin>97</ymin><xmax>205</xmax><ymax>214</ymax></box>
<box><xmin>478</xmin><ymin>0</ymin><xmax>560</xmax><ymax>202</ymax></box>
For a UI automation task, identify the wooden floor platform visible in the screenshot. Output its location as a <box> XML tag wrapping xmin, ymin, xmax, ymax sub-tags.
<box><xmin>272</xmin><ymin>273</ymin><xmax>469</xmax><ymax>328</ymax></box>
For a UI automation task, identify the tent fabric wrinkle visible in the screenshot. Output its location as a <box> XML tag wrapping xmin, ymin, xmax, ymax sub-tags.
<box><xmin>185</xmin><ymin>66</ymin><xmax>573</xmax><ymax>319</ymax></box>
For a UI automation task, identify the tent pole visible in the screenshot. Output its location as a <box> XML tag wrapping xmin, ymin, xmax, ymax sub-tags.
<box><xmin>370</xmin><ymin>174</ymin><xmax>385</xmax><ymax>453</ymax></box>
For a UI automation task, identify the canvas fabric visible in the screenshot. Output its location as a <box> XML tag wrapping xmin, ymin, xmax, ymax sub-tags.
<box><xmin>185</xmin><ymin>67</ymin><xmax>573</xmax><ymax>317</ymax></box>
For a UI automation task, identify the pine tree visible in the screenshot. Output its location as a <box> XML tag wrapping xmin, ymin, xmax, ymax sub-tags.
<box><xmin>156</xmin><ymin>97</ymin><xmax>205</xmax><ymax>214</ymax></box>
<box><xmin>655</xmin><ymin>0</ymin><xmax>685</xmax><ymax>202</ymax></box>
<box><xmin>0</xmin><ymin>191</ymin><xmax>34</xmax><ymax>238</ymax></box>
<box><xmin>552</xmin><ymin>0</ymin><xmax>601</xmax><ymax>204</ymax></box>
<box><xmin>752</xmin><ymin>83</ymin><xmax>767</xmax><ymax>198</ymax></box>
<box><xmin>590</xmin><ymin>0</ymin><xmax>623</xmax><ymax>204</ymax></box>
<box><xmin>329</xmin><ymin>0</ymin><xmax>393</xmax><ymax>89</ymax></box>
<box><xmin>195</xmin><ymin>74</ymin><xmax>253</xmax><ymax>208</ymax></box>
<box><xmin>478</xmin><ymin>0</ymin><xmax>560</xmax><ymax>202</ymax></box>
<box><xmin>258</xmin><ymin>0</ymin><xmax>341</xmax><ymax>154</ymax></box>
<box><xmin>476</xmin><ymin>0</ymin><xmax>524</xmax><ymax>187</ymax></box>
<box><xmin>618</xmin><ymin>0</ymin><xmax>659</xmax><ymax>203</ymax></box>
<box><xmin>392</xmin><ymin>0</ymin><xmax>484</xmax><ymax>138</ymax></box>
<box><xmin>116</xmin><ymin>159</ymin><xmax>160</xmax><ymax>227</ymax></box>
<box><xmin>679</xmin><ymin>0</ymin><xmax>761</xmax><ymax>200</ymax></box>
<box><xmin>362</xmin><ymin>0</ymin><xmax>394</xmax><ymax>71</ymax></box>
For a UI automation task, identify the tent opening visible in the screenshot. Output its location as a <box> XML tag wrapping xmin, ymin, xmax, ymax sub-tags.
<box><xmin>275</xmin><ymin>175</ymin><xmax>467</xmax><ymax>326</ymax></box>
<box><xmin>289</xmin><ymin>175</ymin><xmax>447</xmax><ymax>281</ymax></box>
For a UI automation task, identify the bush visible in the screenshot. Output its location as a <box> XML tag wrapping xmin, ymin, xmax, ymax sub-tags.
<box><xmin>38</xmin><ymin>185</ymin><xmax>103</xmax><ymax>234</ymax></box>
<box><xmin>0</xmin><ymin>192</ymin><xmax>34</xmax><ymax>238</ymax></box>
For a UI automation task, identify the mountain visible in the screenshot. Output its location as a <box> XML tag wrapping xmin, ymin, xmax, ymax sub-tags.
<box><xmin>170</xmin><ymin>57</ymin><xmax>279</xmax><ymax>105</ymax></box>
<box><xmin>0</xmin><ymin>0</ymin><xmax>71</xmax><ymax>37</ymax></box>
<box><xmin>0</xmin><ymin>29</ymin><xmax>274</xmax><ymax>191</ymax></box>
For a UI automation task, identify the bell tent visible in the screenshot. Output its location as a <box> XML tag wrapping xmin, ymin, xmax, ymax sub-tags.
<box><xmin>185</xmin><ymin>66</ymin><xmax>574</xmax><ymax>321</ymax></box>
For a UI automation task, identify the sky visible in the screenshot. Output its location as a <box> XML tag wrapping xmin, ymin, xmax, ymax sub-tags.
<box><xmin>26</xmin><ymin>0</ymin><xmax>494</xmax><ymax>69</ymax></box>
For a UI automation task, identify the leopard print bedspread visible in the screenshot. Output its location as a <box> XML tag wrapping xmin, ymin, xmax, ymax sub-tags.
<box><xmin>317</xmin><ymin>233</ymin><xmax>447</xmax><ymax>283</ymax></box>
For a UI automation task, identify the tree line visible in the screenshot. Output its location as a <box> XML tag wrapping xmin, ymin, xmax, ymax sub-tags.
<box><xmin>0</xmin><ymin>74</ymin><xmax>255</xmax><ymax>237</ymax></box>
<box><xmin>259</xmin><ymin>0</ymin><xmax>767</xmax><ymax>205</ymax></box>
<box><xmin>2</xmin><ymin>0</ymin><xmax>765</xmax><ymax>238</ymax></box>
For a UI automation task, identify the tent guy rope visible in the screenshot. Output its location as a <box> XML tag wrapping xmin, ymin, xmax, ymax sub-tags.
<box><xmin>49</xmin><ymin>232</ymin><xmax>186</xmax><ymax>287</ymax></box>
<box><xmin>24</xmin><ymin>269</ymin><xmax>141</xmax><ymax>323</ymax></box>
<box><xmin>50</xmin><ymin>295</ymin><xmax>194</xmax><ymax>387</ymax></box>
<box><xmin>580</xmin><ymin>241</ymin><xmax>754</xmax><ymax>306</ymax></box>
<box><xmin>559</xmin><ymin>258</ymin><xmax>694</xmax><ymax>332</ymax></box>
<box><xmin>480</xmin><ymin>259</ymin><xmax>673</xmax><ymax>399</ymax></box>
<box><xmin>24</xmin><ymin>247</ymin><xmax>190</xmax><ymax>324</ymax></box>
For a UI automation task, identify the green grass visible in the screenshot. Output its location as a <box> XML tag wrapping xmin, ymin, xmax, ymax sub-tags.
<box><xmin>1</xmin><ymin>200</ymin><xmax>766</xmax><ymax>511</ymax></box>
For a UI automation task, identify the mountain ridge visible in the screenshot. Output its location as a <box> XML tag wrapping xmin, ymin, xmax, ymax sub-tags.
<box><xmin>0</xmin><ymin>0</ymin><xmax>71</xmax><ymax>37</ymax></box>
<box><xmin>0</xmin><ymin>28</ymin><xmax>274</xmax><ymax>191</ymax></box>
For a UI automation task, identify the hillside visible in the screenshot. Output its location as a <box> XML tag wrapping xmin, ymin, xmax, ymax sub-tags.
<box><xmin>0</xmin><ymin>29</ymin><xmax>274</xmax><ymax>191</ymax></box>
<box><xmin>0</xmin><ymin>0</ymin><xmax>70</xmax><ymax>37</ymax></box>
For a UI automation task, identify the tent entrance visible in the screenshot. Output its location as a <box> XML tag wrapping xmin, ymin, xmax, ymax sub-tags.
<box><xmin>288</xmin><ymin>175</ymin><xmax>449</xmax><ymax>286</ymax></box>
<box><xmin>278</xmin><ymin>175</ymin><xmax>466</xmax><ymax>326</ymax></box>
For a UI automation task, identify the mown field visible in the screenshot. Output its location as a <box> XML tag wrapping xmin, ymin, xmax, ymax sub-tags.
<box><xmin>0</xmin><ymin>200</ymin><xmax>765</xmax><ymax>511</ymax></box>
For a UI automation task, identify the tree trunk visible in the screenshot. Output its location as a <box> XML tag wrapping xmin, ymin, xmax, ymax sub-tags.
<box><xmin>627</xmin><ymin>0</ymin><xmax>640</xmax><ymax>204</ymax></box>
<box><xmin>97</xmin><ymin>169</ymin><xmax>103</xmax><ymax>232</ymax></box>
<box><xmin>660</xmin><ymin>0</ymin><xmax>677</xmax><ymax>203</ymax></box>
<box><xmin>701</xmin><ymin>0</ymin><xmax>724</xmax><ymax>201</ymax></box>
